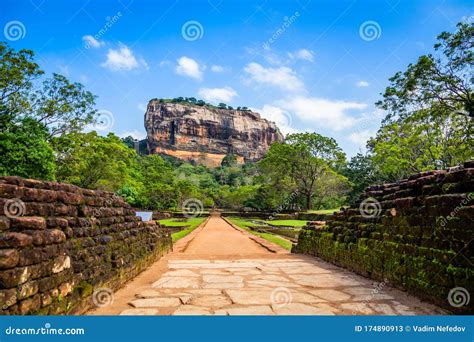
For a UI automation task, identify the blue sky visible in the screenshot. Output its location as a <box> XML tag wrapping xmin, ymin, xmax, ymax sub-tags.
<box><xmin>2</xmin><ymin>0</ymin><xmax>473</xmax><ymax>157</ymax></box>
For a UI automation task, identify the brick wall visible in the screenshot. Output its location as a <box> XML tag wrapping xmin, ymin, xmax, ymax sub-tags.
<box><xmin>294</xmin><ymin>161</ymin><xmax>473</xmax><ymax>313</ymax></box>
<box><xmin>0</xmin><ymin>176</ymin><xmax>171</xmax><ymax>315</ymax></box>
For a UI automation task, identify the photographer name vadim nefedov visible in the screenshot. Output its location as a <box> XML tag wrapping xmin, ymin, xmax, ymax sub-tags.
<box><xmin>411</xmin><ymin>325</ymin><xmax>466</xmax><ymax>333</ymax></box>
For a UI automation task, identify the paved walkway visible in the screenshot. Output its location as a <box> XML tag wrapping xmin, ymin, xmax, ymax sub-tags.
<box><xmin>89</xmin><ymin>216</ymin><xmax>445</xmax><ymax>315</ymax></box>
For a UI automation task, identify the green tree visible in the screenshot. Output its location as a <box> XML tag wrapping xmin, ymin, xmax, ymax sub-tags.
<box><xmin>135</xmin><ymin>154</ymin><xmax>177</xmax><ymax>209</ymax></box>
<box><xmin>343</xmin><ymin>153</ymin><xmax>382</xmax><ymax>203</ymax></box>
<box><xmin>0</xmin><ymin>42</ymin><xmax>98</xmax><ymax>181</ymax></box>
<box><xmin>0</xmin><ymin>42</ymin><xmax>43</xmax><ymax>127</ymax></box>
<box><xmin>259</xmin><ymin>134</ymin><xmax>349</xmax><ymax>210</ymax></box>
<box><xmin>29</xmin><ymin>73</ymin><xmax>96</xmax><ymax>138</ymax></box>
<box><xmin>286</xmin><ymin>132</ymin><xmax>347</xmax><ymax>171</ymax></box>
<box><xmin>369</xmin><ymin>21</ymin><xmax>474</xmax><ymax>180</ymax></box>
<box><xmin>55</xmin><ymin>132</ymin><xmax>136</xmax><ymax>190</ymax></box>
<box><xmin>368</xmin><ymin>108</ymin><xmax>473</xmax><ymax>180</ymax></box>
<box><xmin>221</xmin><ymin>153</ymin><xmax>237</xmax><ymax>167</ymax></box>
<box><xmin>377</xmin><ymin>21</ymin><xmax>473</xmax><ymax>120</ymax></box>
<box><xmin>121</xmin><ymin>135</ymin><xmax>136</xmax><ymax>149</ymax></box>
<box><xmin>0</xmin><ymin>118</ymin><xmax>55</xmax><ymax>180</ymax></box>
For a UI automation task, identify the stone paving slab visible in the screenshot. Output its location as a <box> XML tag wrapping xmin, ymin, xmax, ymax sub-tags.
<box><xmin>130</xmin><ymin>297</ymin><xmax>181</xmax><ymax>308</ymax></box>
<box><xmin>120</xmin><ymin>308</ymin><xmax>159</xmax><ymax>315</ymax></box>
<box><xmin>118</xmin><ymin>258</ymin><xmax>445</xmax><ymax>315</ymax></box>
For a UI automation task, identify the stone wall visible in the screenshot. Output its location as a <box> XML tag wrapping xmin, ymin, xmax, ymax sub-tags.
<box><xmin>294</xmin><ymin>161</ymin><xmax>474</xmax><ymax>314</ymax></box>
<box><xmin>0</xmin><ymin>176</ymin><xmax>172</xmax><ymax>315</ymax></box>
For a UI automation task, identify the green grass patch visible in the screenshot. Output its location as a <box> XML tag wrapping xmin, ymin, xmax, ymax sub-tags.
<box><xmin>265</xmin><ymin>219</ymin><xmax>307</xmax><ymax>227</ymax></box>
<box><xmin>227</xmin><ymin>217</ymin><xmax>259</xmax><ymax>228</ymax></box>
<box><xmin>158</xmin><ymin>217</ymin><xmax>206</xmax><ymax>242</ymax></box>
<box><xmin>306</xmin><ymin>208</ymin><xmax>339</xmax><ymax>214</ymax></box>
<box><xmin>227</xmin><ymin>217</ymin><xmax>293</xmax><ymax>251</ymax></box>
<box><xmin>159</xmin><ymin>217</ymin><xmax>205</xmax><ymax>227</ymax></box>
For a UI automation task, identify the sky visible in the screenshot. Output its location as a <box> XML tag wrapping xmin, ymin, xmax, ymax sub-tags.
<box><xmin>2</xmin><ymin>0</ymin><xmax>473</xmax><ymax>157</ymax></box>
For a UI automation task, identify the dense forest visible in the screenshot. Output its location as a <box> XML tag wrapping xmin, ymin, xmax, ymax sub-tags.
<box><xmin>0</xmin><ymin>22</ymin><xmax>472</xmax><ymax>211</ymax></box>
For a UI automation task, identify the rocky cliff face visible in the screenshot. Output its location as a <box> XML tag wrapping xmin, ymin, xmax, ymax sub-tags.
<box><xmin>144</xmin><ymin>100</ymin><xmax>283</xmax><ymax>167</ymax></box>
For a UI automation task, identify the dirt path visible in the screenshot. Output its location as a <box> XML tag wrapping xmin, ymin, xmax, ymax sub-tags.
<box><xmin>88</xmin><ymin>216</ymin><xmax>445</xmax><ymax>315</ymax></box>
<box><xmin>183</xmin><ymin>216</ymin><xmax>270</xmax><ymax>255</ymax></box>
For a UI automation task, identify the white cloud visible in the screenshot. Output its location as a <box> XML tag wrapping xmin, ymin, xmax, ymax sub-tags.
<box><xmin>356</xmin><ymin>80</ymin><xmax>370</xmax><ymax>87</ymax></box>
<box><xmin>211</xmin><ymin>65</ymin><xmax>225</xmax><ymax>72</ymax></box>
<box><xmin>198</xmin><ymin>86</ymin><xmax>237</xmax><ymax>103</ymax></box>
<box><xmin>289</xmin><ymin>49</ymin><xmax>314</xmax><ymax>62</ymax></box>
<box><xmin>119</xmin><ymin>130</ymin><xmax>146</xmax><ymax>140</ymax></box>
<box><xmin>279</xmin><ymin>96</ymin><xmax>367</xmax><ymax>131</ymax></box>
<box><xmin>348</xmin><ymin>129</ymin><xmax>374</xmax><ymax>146</ymax></box>
<box><xmin>176</xmin><ymin>56</ymin><xmax>203</xmax><ymax>80</ymax></box>
<box><xmin>82</xmin><ymin>35</ymin><xmax>104</xmax><ymax>48</ymax></box>
<box><xmin>243</xmin><ymin>62</ymin><xmax>304</xmax><ymax>92</ymax></box>
<box><xmin>252</xmin><ymin>104</ymin><xmax>298</xmax><ymax>136</ymax></box>
<box><xmin>101</xmin><ymin>44</ymin><xmax>145</xmax><ymax>71</ymax></box>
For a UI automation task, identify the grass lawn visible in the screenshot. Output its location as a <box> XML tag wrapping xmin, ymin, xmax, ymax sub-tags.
<box><xmin>158</xmin><ymin>217</ymin><xmax>206</xmax><ymax>242</ymax></box>
<box><xmin>227</xmin><ymin>217</ymin><xmax>293</xmax><ymax>251</ymax></box>
<box><xmin>306</xmin><ymin>208</ymin><xmax>339</xmax><ymax>214</ymax></box>
<box><xmin>265</xmin><ymin>219</ymin><xmax>307</xmax><ymax>227</ymax></box>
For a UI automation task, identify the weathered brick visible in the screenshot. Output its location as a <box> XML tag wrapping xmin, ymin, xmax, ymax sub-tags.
<box><xmin>0</xmin><ymin>249</ymin><xmax>19</xmax><ymax>269</ymax></box>
<box><xmin>0</xmin><ymin>232</ymin><xmax>32</xmax><ymax>248</ymax></box>
<box><xmin>10</xmin><ymin>217</ymin><xmax>46</xmax><ymax>230</ymax></box>
<box><xmin>51</xmin><ymin>256</ymin><xmax>71</xmax><ymax>274</ymax></box>
<box><xmin>46</xmin><ymin>217</ymin><xmax>68</xmax><ymax>229</ymax></box>
<box><xmin>17</xmin><ymin>294</ymin><xmax>41</xmax><ymax>314</ymax></box>
<box><xmin>17</xmin><ymin>248</ymin><xmax>43</xmax><ymax>266</ymax></box>
<box><xmin>0</xmin><ymin>176</ymin><xmax>172</xmax><ymax>315</ymax></box>
<box><xmin>58</xmin><ymin>281</ymin><xmax>74</xmax><ymax>297</ymax></box>
<box><xmin>0</xmin><ymin>288</ymin><xmax>17</xmax><ymax>309</ymax></box>
<box><xmin>40</xmin><ymin>292</ymin><xmax>52</xmax><ymax>307</ymax></box>
<box><xmin>0</xmin><ymin>184</ymin><xmax>23</xmax><ymax>198</ymax></box>
<box><xmin>0</xmin><ymin>266</ymin><xmax>32</xmax><ymax>287</ymax></box>
<box><xmin>17</xmin><ymin>280</ymin><xmax>39</xmax><ymax>300</ymax></box>
<box><xmin>44</xmin><ymin>229</ymin><xmax>66</xmax><ymax>244</ymax></box>
<box><xmin>295</xmin><ymin>163</ymin><xmax>474</xmax><ymax>313</ymax></box>
<box><xmin>0</xmin><ymin>216</ymin><xmax>10</xmax><ymax>231</ymax></box>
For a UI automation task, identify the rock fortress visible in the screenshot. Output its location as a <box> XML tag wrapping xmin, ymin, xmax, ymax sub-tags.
<box><xmin>144</xmin><ymin>99</ymin><xmax>283</xmax><ymax>167</ymax></box>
